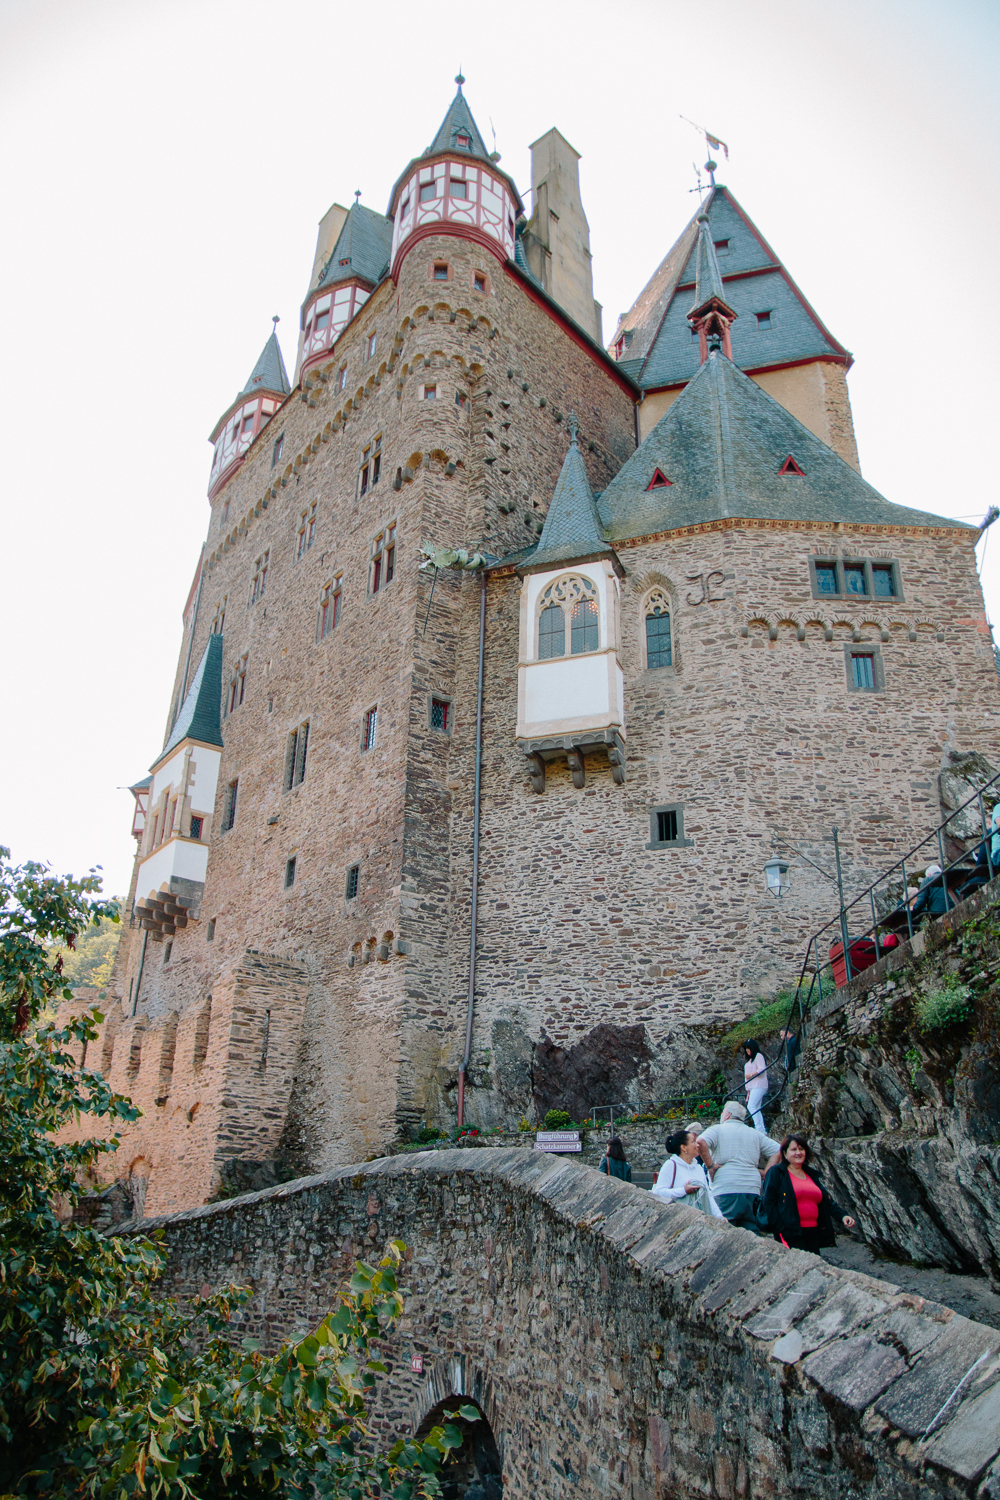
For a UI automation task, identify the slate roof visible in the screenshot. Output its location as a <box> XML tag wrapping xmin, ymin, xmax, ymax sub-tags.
<box><xmin>596</xmin><ymin>352</ymin><xmax>971</xmax><ymax>542</ymax></box>
<box><xmin>241</xmin><ymin>330</ymin><xmax>290</xmax><ymax>397</ymax></box>
<box><xmin>608</xmin><ymin>186</ymin><xmax>850</xmax><ymax>391</ymax></box>
<box><xmin>157</xmin><ymin>635</ymin><xmax>224</xmax><ymax>765</ymax></box>
<box><xmin>522</xmin><ymin>427</ymin><xmax>616</xmax><ymax>572</ymax></box>
<box><xmin>428</xmin><ymin>80</ymin><xmax>492</xmax><ymax>163</ymax></box>
<box><xmin>314</xmin><ymin>203</ymin><xmax>392</xmax><ymax>294</ymax></box>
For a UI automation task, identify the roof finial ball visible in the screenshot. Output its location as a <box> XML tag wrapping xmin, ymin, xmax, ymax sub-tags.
<box><xmin>455</xmin><ymin>71</ymin><xmax>465</xmax><ymax>88</ymax></box>
<box><xmin>272</xmin><ymin>314</ymin><xmax>280</xmax><ymax>328</ymax></box>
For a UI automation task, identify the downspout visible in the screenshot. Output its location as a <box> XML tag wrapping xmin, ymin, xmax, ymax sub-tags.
<box><xmin>131</xmin><ymin>930</ymin><xmax>149</xmax><ymax>1018</ymax></box>
<box><xmin>634</xmin><ymin>389</ymin><xmax>644</xmax><ymax>450</ymax></box>
<box><xmin>457</xmin><ymin>568</ymin><xmax>487</xmax><ymax>1129</ymax></box>
<box><xmin>176</xmin><ymin>546</ymin><xmax>207</xmax><ymax>724</ymax></box>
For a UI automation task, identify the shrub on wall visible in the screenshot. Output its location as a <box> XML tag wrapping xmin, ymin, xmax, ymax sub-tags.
<box><xmin>916</xmin><ymin>977</ymin><xmax>974</xmax><ymax>1033</ymax></box>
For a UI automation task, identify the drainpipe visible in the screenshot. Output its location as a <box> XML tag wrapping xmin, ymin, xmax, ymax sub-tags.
<box><xmin>131</xmin><ymin>930</ymin><xmax>149</xmax><ymax>1017</ymax></box>
<box><xmin>176</xmin><ymin>546</ymin><xmax>207</xmax><ymax>726</ymax></box>
<box><xmin>634</xmin><ymin>389</ymin><xmax>644</xmax><ymax>451</ymax></box>
<box><xmin>457</xmin><ymin>568</ymin><xmax>487</xmax><ymax>1129</ymax></box>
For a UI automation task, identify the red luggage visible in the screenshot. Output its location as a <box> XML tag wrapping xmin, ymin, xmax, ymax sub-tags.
<box><xmin>829</xmin><ymin>933</ymin><xmax>899</xmax><ymax>986</ymax></box>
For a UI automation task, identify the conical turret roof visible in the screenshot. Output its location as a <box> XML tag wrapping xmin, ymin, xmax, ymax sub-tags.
<box><xmin>314</xmin><ymin>203</ymin><xmax>392</xmax><ymax>294</ymax></box>
<box><xmin>596</xmin><ymin>352</ymin><xmax>970</xmax><ymax>541</ymax></box>
<box><xmin>241</xmin><ymin>328</ymin><xmax>291</xmax><ymax>397</ymax></box>
<box><xmin>157</xmin><ymin>635</ymin><xmax>224</xmax><ymax>765</ymax></box>
<box><xmin>523</xmin><ymin>425</ymin><xmax>615</xmax><ymax>573</ymax></box>
<box><xmin>428</xmin><ymin>76</ymin><xmax>492</xmax><ymax>162</ymax></box>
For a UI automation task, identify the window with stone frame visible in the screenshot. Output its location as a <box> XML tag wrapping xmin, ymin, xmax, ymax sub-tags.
<box><xmin>536</xmin><ymin>575</ymin><xmax>599</xmax><ymax>660</ymax></box>
<box><xmin>337</xmin><ymin>364</ymin><xmax>348</xmax><ymax>392</ymax></box>
<box><xmin>366</xmin><ymin>331</ymin><xmax>377</xmax><ymax>361</ymax></box>
<box><xmin>225</xmin><ymin>654</ymin><xmax>248</xmax><ymax>716</ymax></box>
<box><xmin>646</xmin><ymin>802</ymin><xmax>694</xmax><ymax>849</ymax></box>
<box><xmin>250</xmin><ymin>550</ymin><xmax>269</xmax><ymax>604</ymax></box>
<box><xmin>296</xmin><ymin>501</ymin><xmax>317</xmax><ymax>560</ymax></box>
<box><xmin>283</xmin><ymin>721</ymin><xmax>309</xmax><ymax>791</ymax></box>
<box><xmin>212</xmin><ymin>595</ymin><xmax>227</xmax><ymax>635</ymax></box>
<box><xmin>370</xmin><ymin>524</ymin><xmax>396</xmax><ymax>594</ymax></box>
<box><xmin>359</xmin><ymin>434</ymin><xmax>382</xmax><ymax>497</ymax></box>
<box><xmin>222</xmin><ymin>778</ymin><xmax>239</xmax><ymax>832</ymax></box>
<box><xmin>429</xmin><ymin>695</ymin><xmax>452</xmax><ymax>734</ymax></box>
<box><xmin>271</xmin><ymin>433</ymin><xmax>284</xmax><ymax>468</ymax></box>
<box><xmin>845</xmin><ymin>645</ymin><xmax>885</xmax><ymax>693</ymax></box>
<box><xmin>362</xmin><ymin>707</ymin><xmax>378</xmax><ymax>753</ymax></box>
<box><xmin>644</xmin><ymin>589</ymin><xmax>673</xmax><ymax>668</ymax></box>
<box><xmin>345</xmin><ymin>864</ymin><xmax>360</xmax><ymax>899</ymax></box>
<box><xmin>319</xmin><ymin>574</ymin><xmax>342</xmax><ymax>638</ymax></box>
<box><xmin>810</xmin><ymin>557</ymin><xmax>902</xmax><ymax>601</ymax></box>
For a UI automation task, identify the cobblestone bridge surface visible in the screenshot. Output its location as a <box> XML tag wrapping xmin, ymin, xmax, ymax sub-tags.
<box><xmin>142</xmin><ymin>1148</ymin><xmax>1000</xmax><ymax>1499</ymax></box>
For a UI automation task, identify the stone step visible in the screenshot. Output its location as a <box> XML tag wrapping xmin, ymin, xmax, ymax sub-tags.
<box><xmin>632</xmin><ymin>1171</ymin><xmax>656</xmax><ymax>1190</ymax></box>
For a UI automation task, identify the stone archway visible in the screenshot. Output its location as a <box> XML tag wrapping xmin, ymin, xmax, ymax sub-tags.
<box><xmin>415</xmin><ymin>1396</ymin><xmax>502</xmax><ymax>1499</ymax></box>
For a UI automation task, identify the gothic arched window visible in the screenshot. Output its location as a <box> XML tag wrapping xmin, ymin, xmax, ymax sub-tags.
<box><xmin>645</xmin><ymin>590</ymin><xmax>672</xmax><ymax>668</ymax></box>
<box><xmin>537</xmin><ymin>575</ymin><xmax>600</xmax><ymax>660</ymax></box>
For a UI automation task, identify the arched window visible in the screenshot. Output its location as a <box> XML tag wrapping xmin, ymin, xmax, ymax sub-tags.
<box><xmin>645</xmin><ymin>589</ymin><xmax>672</xmax><ymax>668</ymax></box>
<box><xmin>538</xmin><ymin>603</ymin><xmax>565</xmax><ymax>659</ymax></box>
<box><xmin>537</xmin><ymin>575</ymin><xmax>599</xmax><ymax>659</ymax></box>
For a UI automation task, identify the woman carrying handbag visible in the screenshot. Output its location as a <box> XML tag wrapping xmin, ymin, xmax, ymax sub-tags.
<box><xmin>758</xmin><ymin>1134</ymin><xmax>856</xmax><ymax>1252</ymax></box>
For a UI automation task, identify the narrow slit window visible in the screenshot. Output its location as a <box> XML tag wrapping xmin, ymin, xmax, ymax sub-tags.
<box><xmin>251</xmin><ymin>551</ymin><xmax>269</xmax><ymax>603</ymax></box>
<box><xmin>345</xmin><ymin>864</ymin><xmax>359</xmax><ymax>899</ymax></box>
<box><xmin>538</xmin><ymin>603</ymin><xmax>565</xmax><ymax>659</ymax></box>
<box><xmin>570</xmin><ymin>598</ymin><xmax>599</xmax><ymax>654</ymax></box>
<box><xmin>320</xmin><ymin>575</ymin><xmax>342</xmax><ymax>638</ymax></box>
<box><xmin>284</xmin><ymin>721</ymin><xmax>309</xmax><ymax>790</ymax></box>
<box><xmin>338</xmin><ymin>365</ymin><xmax>348</xmax><ymax>391</ymax></box>
<box><xmin>272</xmin><ymin>434</ymin><xmax>284</xmax><ymax>467</ymax></box>
<box><xmin>363</xmin><ymin>706</ymin><xmax>378</xmax><ymax>752</ymax></box>
<box><xmin>367</xmin><ymin>332</ymin><xmax>377</xmax><ymax>361</ymax></box>
<box><xmin>284</xmin><ymin>857</ymin><xmax>296</xmax><ymax>889</ymax></box>
<box><xmin>222</xmin><ymin>778</ymin><xmax>238</xmax><ymax>832</ymax></box>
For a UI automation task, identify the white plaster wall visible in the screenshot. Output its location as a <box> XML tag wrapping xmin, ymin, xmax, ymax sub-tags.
<box><xmin>136</xmin><ymin>838</ymin><xmax>209</xmax><ymax>898</ymax></box>
<box><xmin>523</xmin><ymin>653</ymin><xmax>611</xmax><ymax>726</ymax></box>
<box><xmin>150</xmin><ymin>745</ymin><xmax>220</xmax><ymax>816</ymax></box>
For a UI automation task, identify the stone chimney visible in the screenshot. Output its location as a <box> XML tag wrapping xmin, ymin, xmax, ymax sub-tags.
<box><xmin>522</xmin><ymin>129</ymin><xmax>602</xmax><ymax>344</ymax></box>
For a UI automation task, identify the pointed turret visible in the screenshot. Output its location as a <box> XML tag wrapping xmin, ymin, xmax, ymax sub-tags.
<box><xmin>160</xmin><ymin>635</ymin><xmax>224</xmax><ymax>761</ymax></box>
<box><xmin>207</xmin><ymin>322</ymin><xmax>290</xmax><ymax>500</ymax></box>
<box><xmin>523</xmin><ymin>420</ymin><xmax>615</xmax><ymax>573</ymax></box>
<box><xmin>386</xmin><ymin>77</ymin><xmax>523</xmax><ymax>280</ymax></box>
<box><xmin>299</xmin><ymin>202</ymin><xmax>392</xmax><ymax>378</ymax></box>
<box><xmin>686</xmin><ymin>214</ymin><xmax>737</xmax><ymax>363</ymax></box>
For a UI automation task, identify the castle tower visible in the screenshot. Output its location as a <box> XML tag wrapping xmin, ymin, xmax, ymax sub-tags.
<box><xmin>207</xmin><ymin>326</ymin><xmax>290</xmax><ymax>501</ymax></box>
<box><xmin>609</xmin><ymin>184</ymin><xmax>860</xmax><ymax>467</ymax></box>
<box><xmin>87</xmin><ymin>85</ymin><xmax>999</xmax><ymax>1213</ymax></box>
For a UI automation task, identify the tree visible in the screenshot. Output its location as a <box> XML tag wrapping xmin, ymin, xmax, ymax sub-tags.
<box><xmin>0</xmin><ymin>850</ymin><xmax>473</xmax><ymax>1497</ymax></box>
<box><xmin>48</xmin><ymin>907</ymin><xmax>123</xmax><ymax>991</ymax></box>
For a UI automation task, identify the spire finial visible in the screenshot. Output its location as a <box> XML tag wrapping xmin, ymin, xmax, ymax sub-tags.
<box><xmin>455</xmin><ymin>69</ymin><xmax>465</xmax><ymax>88</ymax></box>
<box><xmin>354</xmin><ymin>189</ymin><xmax>361</xmax><ymax>204</ymax></box>
<box><xmin>272</xmin><ymin>315</ymin><xmax>280</xmax><ymax>330</ymax></box>
<box><xmin>568</xmin><ymin>411</ymin><xmax>578</xmax><ymax>445</ymax></box>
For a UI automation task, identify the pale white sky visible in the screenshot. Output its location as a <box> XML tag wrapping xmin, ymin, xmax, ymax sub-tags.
<box><xmin>1</xmin><ymin>0</ymin><xmax>998</xmax><ymax>898</ymax></box>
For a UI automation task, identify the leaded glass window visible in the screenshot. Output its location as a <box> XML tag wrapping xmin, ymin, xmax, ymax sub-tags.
<box><xmin>538</xmin><ymin>604</ymin><xmax>565</xmax><ymax>659</ymax></box>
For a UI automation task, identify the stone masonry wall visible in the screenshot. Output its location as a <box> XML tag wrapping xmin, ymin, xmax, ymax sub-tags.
<box><xmin>459</xmin><ymin>515</ymin><xmax>1000</xmax><ymax>1127</ymax></box>
<box><xmin>791</xmin><ymin>878</ymin><xmax>1000</xmax><ymax>1286</ymax></box>
<box><xmin>143</xmin><ymin>1149</ymin><xmax>1000</xmax><ymax>1498</ymax></box>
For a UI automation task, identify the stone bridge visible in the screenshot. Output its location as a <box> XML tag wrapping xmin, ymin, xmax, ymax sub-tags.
<box><xmin>145</xmin><ymin>1147</ymin><xmax>1000</xmax><ymax>1498</ymax></box>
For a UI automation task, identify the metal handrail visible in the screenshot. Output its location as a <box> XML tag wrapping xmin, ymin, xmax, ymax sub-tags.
<box><xmin>796</xmin><ymin>768</ymin><xmax>1000</xmax><ymax>997</ymax></box>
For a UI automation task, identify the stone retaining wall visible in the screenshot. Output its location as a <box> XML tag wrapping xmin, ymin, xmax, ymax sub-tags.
<box><xmin>144</xmin><ymin>1148</ymin><xmax>1000</xmax><ymax>1498</ymax></box>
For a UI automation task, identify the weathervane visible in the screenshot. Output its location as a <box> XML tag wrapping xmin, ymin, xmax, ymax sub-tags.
<box><xmin>680</xmin><ymin>116</ymin><xmax>729</xmax><ymax>189</ymax></box>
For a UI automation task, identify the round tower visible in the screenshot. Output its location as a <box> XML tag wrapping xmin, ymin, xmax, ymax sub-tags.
<box><xmin>386</xmin><ymin>76</ymin><xmax>524</xmax><ymax>280</ymax></box>
<box><xmin>207</xmin><ymin>322</ymin><xmax>290</xmax><ymax>500</ymax></box>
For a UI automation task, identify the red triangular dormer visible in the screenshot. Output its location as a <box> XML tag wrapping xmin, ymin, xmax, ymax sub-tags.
<box><xmin>646</xmin><ymin>468</ymin><xmax>673</xmax><ymax>490</ymax></box>
<box><xmin>779</xmin><ymin>455</ymin><xmax>804</xmax><ymax>476</ymax></box>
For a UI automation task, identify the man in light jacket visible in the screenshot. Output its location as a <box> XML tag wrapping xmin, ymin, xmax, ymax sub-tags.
<box><xmin>697</xmin><ymin>1101</ymin><xmax>781</xmax><ymax>1233</ymax></box>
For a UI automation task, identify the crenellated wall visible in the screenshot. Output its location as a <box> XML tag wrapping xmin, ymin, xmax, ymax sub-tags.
<box><xmin>142</xmin><ymin>1148</ymin><xmax>1000</xmax><ymax>1499</ymax></box>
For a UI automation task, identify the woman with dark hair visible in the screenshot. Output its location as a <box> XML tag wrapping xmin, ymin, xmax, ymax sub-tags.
<box><xmin>743</xmin><ymin>1038</ymin><xmax>768</xmax><ymax>1132</ymax></box>
<box><xmin>599</xmin><ymin>1136</ymin><xmax>632</xmax><ymax>1183</ymax></box>
<box><xmin>652</xmin><ymin>1129</ymin><xmax>723</xmax><ymax>1218</ymax></box>
<box><xmin>758</xmin><ymin>1135</ymin><xmax>856</xmax><ymax>1252</ymax></box>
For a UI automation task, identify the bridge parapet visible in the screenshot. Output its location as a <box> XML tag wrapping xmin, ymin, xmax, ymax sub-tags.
<box><xmin>143</xmin><ymin>1148</ymin><xmax>1000</xmax><ymax>1499</ymax></box>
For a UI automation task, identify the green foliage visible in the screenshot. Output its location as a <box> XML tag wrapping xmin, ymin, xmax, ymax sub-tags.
<box><xmin>49</xmin><ymin>906</ymin><xmax>123</xmax><ymax>990</ymax></box>
<box><xmin>0</xmin><ymin>848</ymin><xmax>473</xmax><ymax>1498</ymax></box>
<box><xmin>916</xmin><ymin>977</ymin><xmax>975</xmax><ymax>1033</ymax></box>
<box><xmin>413</xmin><ymin>1124</ymin><xmax>443</xmax><ymax>1144</ymax></box>
<box><xmin>542</xmin><ymin>1109</ymin><xmax>573</xmax><ymax>1130</ymax></box>
<box><xmin>904</xmin><ymin>1046</ymin><xmax>922</xmax><ymax>1087</ymax></box>
<box><xmin>720</xmin><ymin>989</ymin><xmax>803</xmax><ymax>1051</ymax></box>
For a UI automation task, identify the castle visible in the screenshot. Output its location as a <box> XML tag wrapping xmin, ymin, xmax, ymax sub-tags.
<box><xmin>73</xmin><ymin>80</ymin><xmax>1000</xmax><ymax>1216</ymax></box>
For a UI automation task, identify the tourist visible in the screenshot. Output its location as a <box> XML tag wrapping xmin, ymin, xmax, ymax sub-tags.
<box><xmin>697</xmin><ymin>1102</ymin><xmax>781</xmax><ymax>1233</ymax></box>
<box><xmin>599</xmin><ymin>1136</ymin><xmax>632</xmax><ymax>1183</ymax></box>
<box><xmin>910</xmin><ymin>864</ymin><xmax>952</xmax><ymax>921</ymax></box>
<box><xmin>757</xmin><ymin>1134</ymin><xmax>856</xmax><ymax>1252</ymax></box>
<box><xmin>651</xmin><ymin>1129</ymin><xmax>723</xmax><ymax>1217</ymax></box>
<box><xmin>743</xmin><ymin>1038</ymin><xmax>769</xmax><ymax>1131</ymax></box>
<box><xmin>778</xmin><ymin>1028</ymin><xmax>800</xmax><ymax>1075</ymax></box>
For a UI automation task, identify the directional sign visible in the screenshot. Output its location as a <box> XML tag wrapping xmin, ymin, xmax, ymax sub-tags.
<box><xmin>535</xmin><ymin>1131</ymin><xmax>580</xmax><ymax>1142</ymax></box>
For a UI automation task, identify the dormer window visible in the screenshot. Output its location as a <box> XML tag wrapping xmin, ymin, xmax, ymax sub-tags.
<box><xmin>456</xmin><ymin>133</ymin><xmax>471</xmax><ymax>147</ymax></box>
<box><xmin>339</xmin><ymin>256</ymin><xmax>350</xmax><ymax>266</ymax></box>
<box><xmin>756</xmin><ymin>311</ymin><xmax>772</xmax><ymax>329</ymax></box>
<box><xmin>713</xmin><ymin>238</ymin><xmax>730</xmax><ymax>255</ymax></box>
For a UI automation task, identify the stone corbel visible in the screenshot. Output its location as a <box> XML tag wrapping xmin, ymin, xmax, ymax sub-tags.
<box><xmin>525</xmin><ymin>752</ymin><xmax>545</xmax><ymax>794</ymax></box>
<box><xmin>566</xmin><ymin>748</ymin><xmax>586</xmax><ymax>790</ymax></box>
<box><xmin>607</xmin><ymin>737</ymin><xmax>626</xmax><ymax>785</ymax></box>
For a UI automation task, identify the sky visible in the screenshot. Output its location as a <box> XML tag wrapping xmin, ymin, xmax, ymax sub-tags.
<box><xmin>1</xmin><ymin>0</ymin><xmax>998</xmax><ymax>899</ymax></box>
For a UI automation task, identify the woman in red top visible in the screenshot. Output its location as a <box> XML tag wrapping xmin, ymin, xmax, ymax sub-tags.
<box><xmin>758</xmin><ymin>1134</ymin><xmax>856</xmax><ymax>1253</ymax></box>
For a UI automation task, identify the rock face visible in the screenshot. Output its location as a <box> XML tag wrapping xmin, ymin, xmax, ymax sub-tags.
<box><xmin>939</xmin><ymin>750</ymin><xmax>1000</xmax><ymax>841</ymax></box>
<box><xmin>792</xmin><ymin>878</ymin><xmax>1000</xmax><ymax>1286</ymax></box>
<box><xmin>141</xmin><ymin>1148</ymin><xmax>1000</xmax><ymax>1499</ymax></box>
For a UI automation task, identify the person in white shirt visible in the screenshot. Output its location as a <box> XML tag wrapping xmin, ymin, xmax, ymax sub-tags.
<box><xmin>743</xmin><ymin>1038</ymin><xmax>769</xmax><ymax>1131</ymax></box>
<box><xmin>698</xmin><ymin>1102</ymin><xmax>781</xmax><ymax>1233</ymax></box>
<box><xmin>652</xmin><ymin>1129</ymin><xmax>724</xmax><ymax>1219</ymax></box>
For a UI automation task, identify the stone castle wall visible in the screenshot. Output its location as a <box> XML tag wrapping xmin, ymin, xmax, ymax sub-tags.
<box><xmin>141</xmin><ymin>1148</ymin><xmax>1000</xmax><ymax>1499</ymax></box>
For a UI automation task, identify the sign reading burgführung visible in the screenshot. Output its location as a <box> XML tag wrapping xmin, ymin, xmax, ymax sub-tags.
<box><xmin>534</xmin><ymin>1131</ymin><xmax>582</xmax><ymax>1153</ymax></box>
